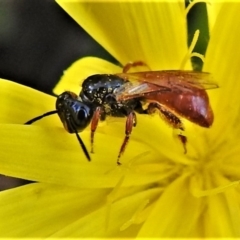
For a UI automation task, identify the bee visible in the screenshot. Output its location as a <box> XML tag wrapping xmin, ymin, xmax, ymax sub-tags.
<box><xmin>25</xmin><ymin>62</ymin><xmax>218</xmax><ymax>164</ymax></box>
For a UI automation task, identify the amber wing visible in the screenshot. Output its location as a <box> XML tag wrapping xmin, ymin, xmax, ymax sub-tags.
<box><xmin>115</xmin><ymin>70</ymin><xmax>218</xmax><ymax>101</ymax></box>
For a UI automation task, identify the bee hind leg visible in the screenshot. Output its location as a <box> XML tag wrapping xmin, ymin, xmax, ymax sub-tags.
<box><xmin>146</xmin><ymin>102</ymin><xmax>187</xmax><ymax>154</ymax></box>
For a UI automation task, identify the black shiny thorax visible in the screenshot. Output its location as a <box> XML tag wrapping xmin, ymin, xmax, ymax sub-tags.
<box><xmin>80</xmin><ymin>74</ymin><xmax>142</xmax><ymax>117</ymax></box>
<box><xmin>81</xmin><ymin>74</ymin><xmax>125</xmax><ymax>103</ymax></box>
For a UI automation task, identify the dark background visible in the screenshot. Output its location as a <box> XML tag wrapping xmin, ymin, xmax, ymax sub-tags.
<box><xmin>0</xmin><ymin>0</ymin><xmax>208</xmax><ymax>190</ymax></box>
<box><xmin>0</xmin><ymin>0</ymin><xmax>116</xmax><ymax>95</ymax></box>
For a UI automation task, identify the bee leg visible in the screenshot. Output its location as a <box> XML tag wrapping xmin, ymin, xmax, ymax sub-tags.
<box><xmin>90</xmin><ymin>106</ymin><xmax>102</xmax><ymax>153</ymax></box>
<box><xmin>147</xmin><ymin>102</ymin><xmax>187</xmax><ymax>153</ymax></box>
<box><xmin>117</xmin><ymin>111</ymin><xmax>137</xmax><ymax>165</ymax></box>
<box><xmin>122</xmin><ymin>61</ymin><xmax>151</xmax><ymax>73</ymax></box>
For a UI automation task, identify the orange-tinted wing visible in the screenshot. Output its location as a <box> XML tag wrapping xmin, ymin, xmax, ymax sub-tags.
<box><xmin>115</xmin><ymin>70</ymin><xmax>218</xmax><ymax>101</ymax></box>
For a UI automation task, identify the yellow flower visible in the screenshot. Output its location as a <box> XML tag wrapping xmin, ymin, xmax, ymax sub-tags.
<box><xmin>0</xmin><ymin>0</ymin><xmax>240</xmax><ymax>238</ymax></box>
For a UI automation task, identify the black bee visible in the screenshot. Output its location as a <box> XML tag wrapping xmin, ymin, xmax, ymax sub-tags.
<box><xmin>25</xmin><ymin>62</ymin><xmax>217</xmax><ymax>164</ymax></box>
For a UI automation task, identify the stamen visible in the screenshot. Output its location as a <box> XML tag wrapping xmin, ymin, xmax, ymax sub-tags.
<box><xmin>105</xmin><ymin>175</ymin><xmax>125</xmax><ymax>231</ymax></box>
<box><xmin>180</xmin><ymin>29</ymin><xmax>200</xmax><ymax>70</ymax></box>
<box><xmin>185</xmin><ymin>0</ymin><xmax>211</xmax><ymax>16</ymax></box>
<box><xmin>191</xmin><ymin>52</ymin><xmax>205</xmax><ymax>63</ymax></box>
<box><xmin>120</xmin><ymin>199</ymin><xmax>150</xmax><ymax>231</ymax></box>
<box><xmin>104</xmin><ymin>151</ymin><xmax>150</xmax><ymax>176</ymax></box>
<box><xmin>190</xmin><ymin>174</ymin><xmax>240</xmax><ymax>197</ymax></box>
<box><xmin>104</xmin><ymin>151</ymin><xmax>150</xmax><ymax>231</ymax></box>
<box><xmin>192</xmin><ymin>181</ymin><xmax>240</xmax><ymax>197</ymax></box>
<box><xmin>119</xmin><ymin>187</ymin><xmax>165</xmax><ymax>231</ymax></box>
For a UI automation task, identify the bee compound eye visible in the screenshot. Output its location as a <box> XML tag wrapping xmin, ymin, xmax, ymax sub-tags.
<box><xmin>77</xmin><ymin>108</ymin><xmax>88</xmax><ymax>120</ymax></box>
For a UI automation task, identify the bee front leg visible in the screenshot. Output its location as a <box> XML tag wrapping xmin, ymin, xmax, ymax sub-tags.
<box><xmin>147</xmin><ymin>102</ymin><xmax>187</xmax><ymax>154</ymax></box>
<box><xmin>90</xmin><ymin>106</ymin><xmax>102</xmax><ymax>153</ymax></box>
<box><xmin>117</xmin><ymin>111</ymin><xmax>137</xmax><ymax>165</ymax></box>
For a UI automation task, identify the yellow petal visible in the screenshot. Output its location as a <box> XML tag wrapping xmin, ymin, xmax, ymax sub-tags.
<box><xmin>0</xmin><ymin>183</ymin><xmax>108</xmax><ymax>237</ymax></box>
<box><xmin>203</xmin><ymin>2</ymin><xmax>240</xmax><ymax>147</ymax></box>
<box><xmin>49</xmin><ymin>187</ymin><xmax>160</xmax><ymax>237</ymax></box>
<box><xmin>204</xmin><ymin>172</ymin><xmax>240</xmax><ymax>237</ymax></box>
<box><xmin>56</xmin><ymin>1</ymin><xmax>189</xmax><ymax>69</ymax></box>
<box><xmin>138</xmin><ymin>173</ymin><xmax>203</xmax><ymax>237</ymax></box>
<box><xmin>1</xmin><ymin>123</ymin><xmax>173</xmax><ymax>188</ymax></box>
<box><xmin>207</xmin><ymin>1</ymin><xmax>223</xmax><ymax>31</ymax></box>
<box><xmin>0</xmin><ymin>79</ymin><xmax>60</xmax><ymax>126</ymax></box>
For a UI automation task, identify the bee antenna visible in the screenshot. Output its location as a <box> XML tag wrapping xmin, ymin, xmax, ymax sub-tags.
<box><xmin>73</xmin><ymin>128</ymin><xmax>91</xmax><ymax>161</ymax></box>
<box><xmin>24</xmin><ymin>110</ymin><xmax>58</xmax><ymax>125</ymax></box>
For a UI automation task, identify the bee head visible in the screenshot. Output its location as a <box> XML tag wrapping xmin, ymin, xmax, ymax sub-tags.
<box><xmin>56</xmin><ymin>91</ymin><xmax>94</xmax><ymax>133</ymax></box>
